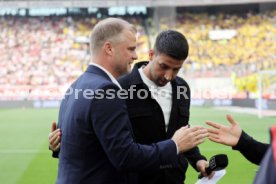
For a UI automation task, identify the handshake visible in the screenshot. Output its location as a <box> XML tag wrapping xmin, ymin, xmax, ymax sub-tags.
<box><xmin>172</xmin><ymin>114</ymin><xmax>242</xmax><ymax>153</ymax></box>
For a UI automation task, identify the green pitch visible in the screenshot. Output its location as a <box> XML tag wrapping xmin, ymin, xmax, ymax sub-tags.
<box><xmin>0</xmin><ymin>107</ymin><xmax>274</xmax><ymax>184</ymax></box>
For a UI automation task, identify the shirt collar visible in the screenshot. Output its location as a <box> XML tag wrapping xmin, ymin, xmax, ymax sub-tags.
<box><xmin>90</xmin><ymin>63</ymin><xmax>122</xmax><ymax>89</ymax></box>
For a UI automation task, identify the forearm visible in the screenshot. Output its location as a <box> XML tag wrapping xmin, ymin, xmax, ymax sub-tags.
<box><xmin>233</xmin><ymin>131</ymin><xmax>269</xmax><ymax>165</ymax></box>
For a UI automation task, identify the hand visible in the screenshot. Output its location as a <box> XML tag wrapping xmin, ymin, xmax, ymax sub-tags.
<box><xmin>196</xmin><ymin>160</ymin><xmax>215</xmax><ymax>179</ymax></box>
<box><xmin>206</xmin><ymin>114</ymin><xmax>242</xmax><ymax>147</ymax></box>
<box><xmin>48</xmin><ymin>122</ymin><xmax>61</xmax><ymax>151</ymax></box>
<box><xmin>171</xmin><ymin>126</ymin><xmax>208</xmax><ymax>153</ymax></box>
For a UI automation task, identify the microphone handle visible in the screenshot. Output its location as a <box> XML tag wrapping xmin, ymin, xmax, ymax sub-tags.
<box><xmin>198</xmin><ymin>167</ymin><xmax>212</xmax><ymax>179</ymax></box>
<box><xmin>206</xmin><ymin>167</ymin><xmax>212</xmax><ymax>175</ymax></box>
<box><xmin>198</xmin><ymin>173</ymin><xmax>204</xmax><ymax>179</ymax></box>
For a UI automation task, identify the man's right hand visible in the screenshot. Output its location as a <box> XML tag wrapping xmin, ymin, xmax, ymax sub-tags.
<box><xmin>206</xmin><ymin>114</ymin><xmax>242</xmax><ymax>147</ymax></box>
<box><xmin>48</xmin><ymin>122</ymin><xmax>61</xmax><ymax>152</ymax></box>
<box><xmin>171</xmin><ymin>125</ymin><xmax>208</xmax><ymax>153</ymax></box>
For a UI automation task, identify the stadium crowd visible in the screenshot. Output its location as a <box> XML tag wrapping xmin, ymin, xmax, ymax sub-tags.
<box><xmin>174</xmin><ymin>11</ymin><xmax>276</xmax><ymax>77</ymax></box>
<box><xmin>0</xmin><ymin>10</ymin><xmax>275</xmax><ymax>100</ymax></box>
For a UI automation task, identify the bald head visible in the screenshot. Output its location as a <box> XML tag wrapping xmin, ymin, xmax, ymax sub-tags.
<box><xmin>90</xmin><ymin>18</ymin><xmax>136</xmax><ymax>56</ymax></box>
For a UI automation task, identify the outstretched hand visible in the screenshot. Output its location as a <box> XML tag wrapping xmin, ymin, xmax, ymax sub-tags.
<box><xmin>206</xmin><ymin>114</ymin><xmax>242</xmax><ymax>147</ymax></box>
<box><xmin>172</xmin><ymin>125</ymin><xmax>208</xmax><ymax>153</ymax></box>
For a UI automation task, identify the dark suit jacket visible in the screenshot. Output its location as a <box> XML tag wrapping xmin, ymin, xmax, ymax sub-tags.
<box><xmin>254</xmin><ymin>126</ymin><xmax>276</xmax><ymax>184</ymax></box>
<box><xmin>56</xmin><ymin>65</ymin><xmax>179</xmax><ymax>184</ymax></box>
<box><xmin>118</xmin><ymin>62</ymin><xmax>206</xmax><ymax>184</ymax></box>
<box><xmin>233</xmin><ymin>131</ymin><xmax>269</xmax><ymax>165</ymax></box>
<box><xmin>253</xmin><ymin>146</ymin><xmax>275</xmax><ymax>184</ymax></box>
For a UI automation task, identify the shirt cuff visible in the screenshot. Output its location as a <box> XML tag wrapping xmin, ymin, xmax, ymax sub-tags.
<box><xmin>232</xmin><ymin>131</ymin><xmax>247</xmax><ymax>151</ymax></box>
<box><xmin>173</xmin><ymin>141</ymin><xmax>180</xmax><ymax>154</ymax></box>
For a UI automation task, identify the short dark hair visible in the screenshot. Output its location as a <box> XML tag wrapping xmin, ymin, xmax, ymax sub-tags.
<box><xmin>154</xmin><ymin>30</ymin><xmax>189</xmax><ymax>60</ymax></box>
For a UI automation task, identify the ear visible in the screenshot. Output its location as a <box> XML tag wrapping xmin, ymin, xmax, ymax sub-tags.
<box><xmin>103</xmin><ymin>42</ymin><xmax>113</xmax><ymax>56</ymax></box>
<box><xmin>148</xmin><ymin>49</ymin><xmax>154</xmax><ymax>61</ymax></box>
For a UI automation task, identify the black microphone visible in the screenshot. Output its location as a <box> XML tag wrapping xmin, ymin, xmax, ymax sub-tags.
<box><xmin>198</xmin><ymin>154</ymin><xmax>228</xmax><ymax>179</ymax></box>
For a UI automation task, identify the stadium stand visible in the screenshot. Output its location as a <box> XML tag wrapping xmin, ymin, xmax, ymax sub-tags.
<box><xmin>0</xmin><ymin>5</ymin><xmax>275</xmax><ymax>101</ymax></box>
